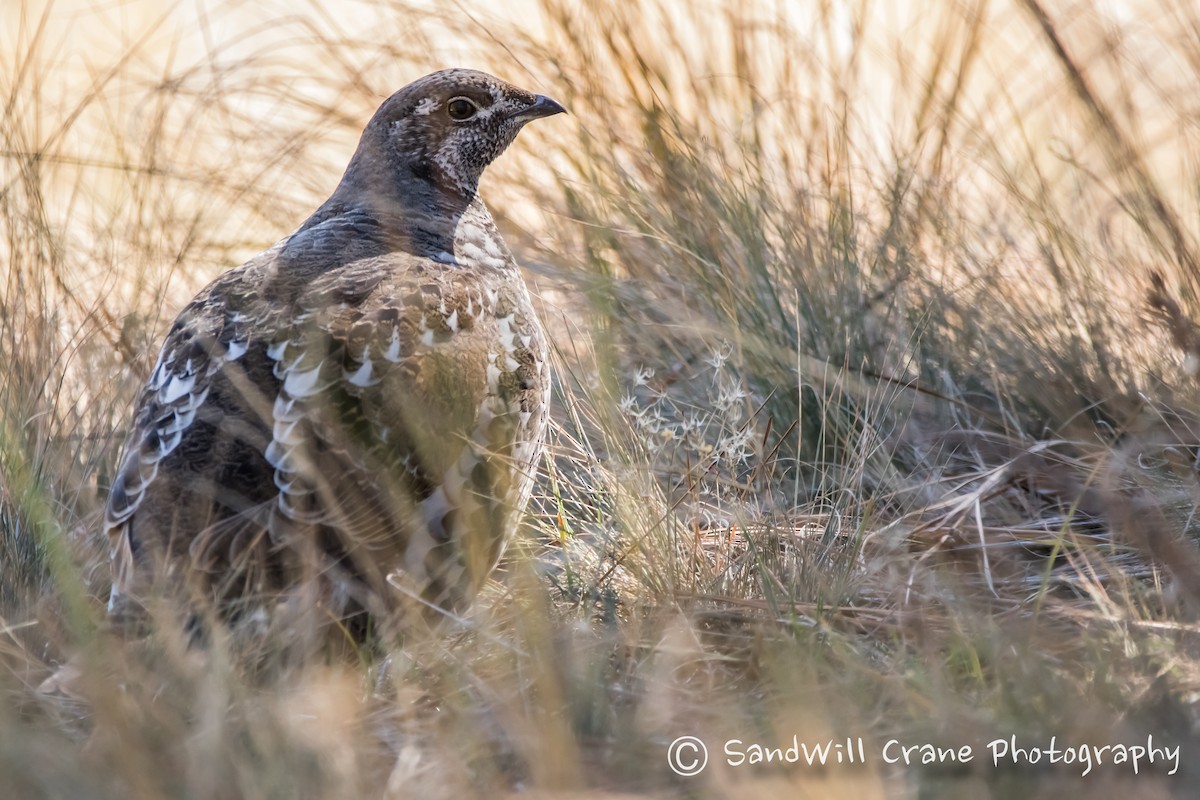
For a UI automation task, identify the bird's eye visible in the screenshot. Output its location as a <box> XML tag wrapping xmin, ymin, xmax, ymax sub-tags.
<box><xmin>447</xmin><ymin>97</ymin><xmax>478</xmax><ymax>121</ymax></box>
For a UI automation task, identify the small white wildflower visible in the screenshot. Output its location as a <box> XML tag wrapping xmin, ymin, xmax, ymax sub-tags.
<box><xmin>642</xmin><ymin>408</ymin><xmax>671</xmax><ymax>435</ymax></box>
<box><xmin>714</xmin><ymin>377</ymin><xmax>747</xmax><ymax>413</ymax></box>
<box><xmin>717</xmin><ymin>426</ymin><xmax>755</xmax><ymax>464</ymax></box>
<box><xmin>705</xmin><ymin>341</ymin><xmax>734</xmax><ymax>372</ymax></box>
<box><xmin>680</xmin><ymin>411</ymin><xmax>706</xmax><ymax>435</ymax></box>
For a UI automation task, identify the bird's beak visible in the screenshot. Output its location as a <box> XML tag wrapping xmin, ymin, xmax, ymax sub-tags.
<box><xmin>515</xmin><ymin>94</ymin><xmax>567</xmax><ymax>121</ymax></box>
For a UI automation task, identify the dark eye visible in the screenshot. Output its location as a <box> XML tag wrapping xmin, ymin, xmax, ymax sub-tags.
<box><xmin>447</xmin><ymin>97</ymin><xmax>477</xmax><ymax>121</ymax></box>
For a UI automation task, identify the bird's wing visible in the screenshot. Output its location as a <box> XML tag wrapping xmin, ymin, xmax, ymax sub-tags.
<box><xmin>261</xmin><ymin>252</ymin><xmax>502</xmax><ymax>606</ymax></box>
<box><xmin>104</xmin><ymin>251</ymin><xmax>279</xmax><ymax>616</ymax></box>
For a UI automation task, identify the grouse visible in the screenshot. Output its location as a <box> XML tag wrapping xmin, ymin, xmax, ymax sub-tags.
<box><xmin>104</xmin><ymin>69</ymin><xmax>564</xmax><ymax>644</ymax></box>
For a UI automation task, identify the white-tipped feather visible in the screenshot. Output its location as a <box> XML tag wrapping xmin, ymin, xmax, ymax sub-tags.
<box><xmin>160</xmin><ymin>373</ymin><xmax>195</xmax><ymax>404</ymax></box>
<box><xmin>266</xmin><ymin>340</ymin><xmax>289</xmax><ymax>361</ymax></box>
<box><xmin>384</xmin><ymin>328</ymin><xmax>402</xmax><ymax>362</ymax></box>
<box><xmin>225</xmin><ymin>340</ymin><xmax>248</xmax><ymax>361</ymax></box>
<box><xmin>346</xmin><ymin>360</ymin><xmax>372</xmax><ymax>387</ymax></box>
<box><xmin>282</xmin><ymin>362</ymin><xmax>325</xmax><ymax>398</ymax></box>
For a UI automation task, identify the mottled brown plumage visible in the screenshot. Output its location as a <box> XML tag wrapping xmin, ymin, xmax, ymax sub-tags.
<box><xmin>105</xmin><ymin>69</ymin><xmax>563</xmax><ymax>643</ymax></box>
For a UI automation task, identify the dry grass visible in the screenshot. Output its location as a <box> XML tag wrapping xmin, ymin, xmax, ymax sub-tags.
<box><xmin>5</xmin><ymin>0</ymin><xmax>1200</xmax><ymax>797</ymax></box>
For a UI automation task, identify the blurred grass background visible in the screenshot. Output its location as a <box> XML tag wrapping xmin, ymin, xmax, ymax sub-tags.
<box><xmin>5</xmin><ymin>0</ymin><xmax>1200</xmax><ymax>797</ymax></box>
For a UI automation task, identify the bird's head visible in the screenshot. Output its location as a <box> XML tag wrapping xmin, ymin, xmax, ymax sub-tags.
<box><xmin>355</xmin><ymin>68</ymin><xmax>566</xmax><ymax>200</ymax></box>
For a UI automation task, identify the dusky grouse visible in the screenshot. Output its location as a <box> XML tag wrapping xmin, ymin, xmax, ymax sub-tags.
<box><xmin>104</xmin><ymin>69</ymin><xmax>563</xmax><ymax>644</ymax></box>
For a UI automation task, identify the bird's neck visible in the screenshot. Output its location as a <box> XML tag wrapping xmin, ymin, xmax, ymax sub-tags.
<box><xmin>304</xmin><ymin>172</ymin><xmax>502</xmax><ymax>266</ymax></box>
